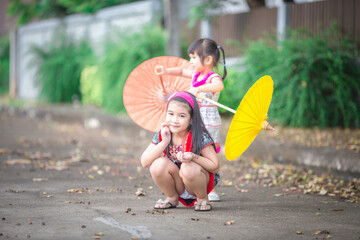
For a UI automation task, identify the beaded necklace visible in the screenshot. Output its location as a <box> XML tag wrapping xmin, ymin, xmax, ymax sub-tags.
<box><xmin>192</xmin><ymin>72</ymin><xmax>214</xmax><ymax>87</ymax></box>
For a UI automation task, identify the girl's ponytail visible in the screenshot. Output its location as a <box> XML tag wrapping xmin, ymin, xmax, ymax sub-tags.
<box><xmin>218</xmin><ymin>46</ymin><xmax>227</xmax><ymax>81</ymax></box>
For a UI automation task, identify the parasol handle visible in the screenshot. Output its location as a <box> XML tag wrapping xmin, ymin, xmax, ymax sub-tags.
<box><xmin>196</xmin><ymin>94</ymin><xmax>236</xmax><ymax>114</ymax></box>
<box><xmin>262</xmin><ymin>121</ymin><xmax>276</xmax><ymax>131</ymax></box>
<box><xmin>159</xmin><ymin>75</ymin><xmax>167</xmax><ymax>96</ymax></box>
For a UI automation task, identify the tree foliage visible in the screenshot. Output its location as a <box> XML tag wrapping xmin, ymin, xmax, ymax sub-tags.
<box><xmin>188</xmin><ymin>0</ymin><xmax>235</xmax><ymax>27</ymax></box>
<box><xmin>7</xmin><ymin>0</ymin><xmax>141</xmax><ymax>25</ymax></box>
<box><xmin>220</xmin><ymin>25</ymin><xmax>360</xmax><ymax>128</ymax></box>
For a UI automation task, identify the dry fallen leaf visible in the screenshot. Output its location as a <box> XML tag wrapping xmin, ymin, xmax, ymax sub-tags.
<box><xmin>152</xmin><ymin>209</ymin><xmax>170</xmax><ymax>214</ymax></box>
<box><xmin>274</xmin><ymin>193</ymin><xmax>284</xmax><ymax>197</ymax></box>
<box><xmin>0</xmin><ymin>148</ymin><xmax>11</xmax><ymax>154</ymax></box>
<box><xmin>5</xmin><ymin>189</ymin><xmax>22</xmax><ymax>193</ymax></box>
<box><xmin>224</xmin><ymin>220</ymin><xmax>235</xmax><ymax>225</ymax></box>
<box><xmin>46</xmin><ymin>165</ymin><xmax>69</xmax><ymax>171</ymax></box>
<box><xmin>135</xmin><ymin>188</ymin><xmax>145</xmax><ymax>196</ymax></box>
<box><xmin>319</xmin><ymin>189</ymin><xmax>328</xmax><ymax>195</ymax></box>
<box><xmin>67</xmin><ymin>188</ymin><xmax>93</xmax><ymax>194</ymax></box>
<box><xmin>5</xmin><ymin>159</ymin><xmax>31</xmax><ymax>165</ymax></box>
<box><xmin>33</xmin><ymin>178</ymin><xmax>48</xmax><ymax>182</ymax></box>
<box><xmin>315</xmin><ymin>230</ymin><xmax>330</xmax><ymax>235</ymax></box>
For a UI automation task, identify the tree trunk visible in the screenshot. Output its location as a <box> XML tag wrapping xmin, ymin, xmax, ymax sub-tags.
<box><xmin>163</xmin><ymin>0</ymin><xmax>181</xmax><ymax>57</ymax></box>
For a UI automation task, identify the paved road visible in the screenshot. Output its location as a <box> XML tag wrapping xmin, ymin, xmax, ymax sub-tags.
<box><xmin>0</xmin><ymin>105</ymin><xmax>359</xmax><ymax>240</ymax></box>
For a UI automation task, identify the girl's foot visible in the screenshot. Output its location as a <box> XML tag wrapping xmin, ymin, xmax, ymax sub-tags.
<box><xmin>208</xmin><ymin>191</ymin><xmax>221</xmax><ymax>202</ymax></box>
<box><xmin>194</xmin><ymin>201</ymin><xmax>212</xmax><ymax>211</ymax></box>
<box><xmin>154</xmin><ymin>199</ymin><xmax>178</xmax><ymax>209</ymax></box>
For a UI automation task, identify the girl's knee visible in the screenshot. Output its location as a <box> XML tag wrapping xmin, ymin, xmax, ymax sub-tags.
<box><xmin>150</xmin><ymin>157</ymin><xmax>176</xmax><ymax>176</ymax></box>
<box><xmin>180</xmin><ymin>162</ymin><xmax>202</xmax><ymax>180</ymax></box>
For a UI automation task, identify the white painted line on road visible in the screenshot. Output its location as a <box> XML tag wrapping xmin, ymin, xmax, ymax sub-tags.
<box><xmin>94</xmin><ymin>217</ymin><xmax>152</xmax><ymax>239</ymax></box>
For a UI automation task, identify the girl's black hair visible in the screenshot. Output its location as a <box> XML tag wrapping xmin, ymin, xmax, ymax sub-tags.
<box><xmin>166</xmin><ymin>92</ymin><xmax>216</xmax><ymax>156</ymax></box>
<box><xmin>187</xmin><ymin>38</ymin><xmax>227</xmax><ymax>80</ymax></box>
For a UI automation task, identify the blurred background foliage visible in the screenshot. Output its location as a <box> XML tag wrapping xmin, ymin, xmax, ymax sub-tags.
<box><xmin>2</xmin><ymin>2</ymin><xmax>360</xmax><ymax>128</ymax></box>
<box><xmin>7</xmin><ymin>0</ymin><xmax>141</xmax><ymax>25</ymax></box>
<box><xmin>93</xmin><ymin>26</ymin><xmax>165</xmax><ymax>113</ymax></box>
<box><xmin>30</xmin><ymin>24</ymin><xmax>165</xmax><ymax>112</ymax></box>
<box><xmin>0</xmin><ymin>36</ymin><xmax>10</xmax><ymax>95</ymax></box>
<box><xmin>220</xmin><ymin>25</ymin><xmax>360</xmax><ymax>128</ymax></box>
<box><xmin>30</xmin><ymin>25</ymin><xmax>94</xmax><ymax>103</ymax></box>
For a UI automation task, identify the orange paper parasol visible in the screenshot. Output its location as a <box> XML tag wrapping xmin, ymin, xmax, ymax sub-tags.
<box><xmin>123</xmin><ymin>56</ymin><xmax>192</xmax><ymax>132</ymax></box>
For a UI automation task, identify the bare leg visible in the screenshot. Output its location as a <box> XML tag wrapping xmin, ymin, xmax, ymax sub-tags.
<box><xmin>179</xmin><ymin>162</ymin><xmax>209</xmax><ymax>204</ymax></box>
<box><xmin>150</xmin><ymin>157</ymin><xmax>184</xmax><ymax>205</ymax></box>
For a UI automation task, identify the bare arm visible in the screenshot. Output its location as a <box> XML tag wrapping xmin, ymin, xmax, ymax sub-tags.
<box><xmin>140</xmin><ymin>141</ymin><xmax>168</xmax><ymax>168</ymax></box>
<box><xmin>156</xmin><ymin>66</ymin><xmax>193</xmax><ymax>79</ymax></box>
<box><xmin>196</xmin><ymin>76</ymin><xmax>224</xmax><ymax>92</ymax></box>
<box><xmin>188</xmin><ymin>75</ymin><xmax>224</xmax><ymax>97</ymax></box>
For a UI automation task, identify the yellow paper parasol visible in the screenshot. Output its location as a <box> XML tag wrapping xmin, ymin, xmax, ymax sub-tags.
<box><xmin>224</xmin><ymin>75</ymin><xmax>274</xmax><ymax>161</ymax></box>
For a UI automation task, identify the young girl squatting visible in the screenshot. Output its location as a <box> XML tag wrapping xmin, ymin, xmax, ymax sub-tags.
<box><xmin>140</xmin><ymin>92</ymin><xmax>220</xmax><ymax>211</ymax></box>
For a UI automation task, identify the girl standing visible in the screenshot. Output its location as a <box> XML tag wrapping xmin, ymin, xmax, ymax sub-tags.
<box><xmin>155</xmin><ymin>38</ymin><xmax>227</xmax><ymax>202</ymax></box>
<box><xmin>140</xmin><ymin>92</ymin><xmax>219</xmax><ymax>211</ymax></box>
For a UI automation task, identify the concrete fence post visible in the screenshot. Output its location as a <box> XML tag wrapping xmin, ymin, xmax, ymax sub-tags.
<box><xmin>277</xmin><ymin>1</ymin><xmax>291</xmax><ymax>43</ymax></box>
<box><xmin>200</xmin><ymin>19</ymin><xmax>212</xmax><ymax>38</ymax></box>
<box><xmin>9</xmin><ymin>28</ymin><xmax>17</xmax><ymax>99</ymax></box>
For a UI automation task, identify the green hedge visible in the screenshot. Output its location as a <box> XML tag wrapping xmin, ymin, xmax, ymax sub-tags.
<box><xmin>94</xmin><ymin>25</ymin><xmax>165</xmax><ymax>113</ymax></box>
<box><xmin>221</xmin><ymin>26</ymin><xmax>360</xmax><ymax>128</ymax></box>
<box><xmin>29</xmin><ymin>24</ymin><xmax>165</xmax><ymax>110</ymax></box>
<box><xmin>30</xmin><ymin>26</ymin><xmax>94</xmax><ymax>103</ymax></box>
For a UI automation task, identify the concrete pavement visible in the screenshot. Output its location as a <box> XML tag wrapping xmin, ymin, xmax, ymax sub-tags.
<box><xmin>0</xmin><ymin>104</ymin><xmax>359</xmax><ymax>240</ymax></box>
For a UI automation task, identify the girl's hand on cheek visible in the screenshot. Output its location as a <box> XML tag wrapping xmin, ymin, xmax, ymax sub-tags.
<box><xmin>160</xmin><ymin>122</ymin><xmax>169</xmax><ymax>129</ymax></box>
<box><xmin>160</xmin><ymin>122</ymin><xmax>171</xmax><ymax>144</ymax></box>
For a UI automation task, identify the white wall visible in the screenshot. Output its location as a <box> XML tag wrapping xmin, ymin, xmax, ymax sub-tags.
<box><xmin>15</xmin><ymin>0</ymin><xmax>161</xmax><ymax>99</ymax></box>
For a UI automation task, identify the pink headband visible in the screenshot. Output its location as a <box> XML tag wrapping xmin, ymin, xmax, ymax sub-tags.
<box><xmin>167</xmin><ymin>92</ymin><xmax>194</xmax><ymax>109</ymax></box>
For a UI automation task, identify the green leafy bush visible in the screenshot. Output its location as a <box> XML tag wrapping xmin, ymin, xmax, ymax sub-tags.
<box><xmin>8</xmin><ymin>0</ymin><xmax>141</xmax><ymax>25</ymax></box>
<box><xmin>219</xmin><ymin>68</ymin><xmax>248</xmax><ymax>113</ymax></box>
<box><xmin>0</xmin><ymin>36</ymin><xmax>10</xmax><ymax>95</ymax></box>
<box><xmin>80</xmin><ymin>66</ymin><xmax>102</xmax><ymax>106</ymax></box>
<box><xmin>226</xmin><ymin>26</ymin><xmax>360</xmax><ymax>128</ymax></box>
<box><xmin>31</xmin><ymin>26</ymin><xmax>94</xmax><ymax>103</ymax></box>
<box><xmin>96</xmin><ymin>26</ymin><xmax>165</xmax><ymax>113</ymax></box>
